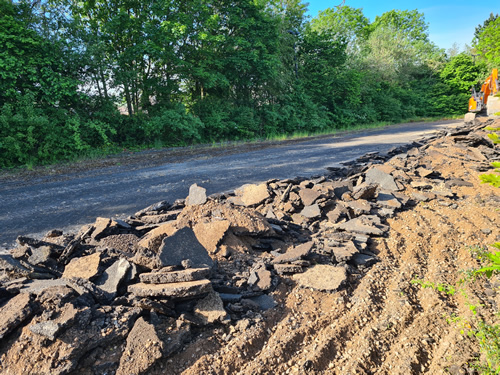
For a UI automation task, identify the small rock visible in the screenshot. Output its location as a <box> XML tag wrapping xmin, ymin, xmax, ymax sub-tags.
<box><xmin>445</xmin><ymin>179</ymin><xmax>474</xmax><ymax>188</ymax></box>
<box><xmin>412</xmin><ymin>192</ymin><xmax>436</xmax><ymax>202</ymax></box>
<box><xmin>248</xmin><ymin>268</ymin><xmax>273</xmax><ymax>291</ymax></box>
<box><xmin>351</xmin><ymin>253</ymin><xmax>378</xmax><ymax>267</ymax></box>
<box><xmin>186</xmin><ymin>183</ymin><xmax>207</xmax><ymax>206</ymax></box>
<box><xmin>45</xmin><ymin>229</ymin><xmax>63</xmax><ymax>238</ymax></box>
<box><xmin>249</xmin><ymin>294</ymin><xmax>277</xmax><ymax>310</ymax></box>
<box><xmin>328</xmin><ymin>241</ymin><xmax>359</xmax><ymax>262</ymax></box>
<box><xmin>29</xmin><ymin>321</ymin><xmax>60</xmax><ymax>340</ymax></box>
<box><xmin>410</xmin><ymin>181</ymin><xmax>434</xmax><ymax>190</ymax></box>
<box><xmin>330</xmin><ymin>181</ymin><xmax>354</xmax><ymax>199</ymax></box>
<box><xmin>218</xmin><ymin>293</ymin><xmax>242</xmax><ymax>303</ymax></box>
<box><xmin>416</xmin><ymin>167</ymin><xmax>436</xmax><ymax>178</ymax></box>
<box><xmin>346</xmin><ymin>200</ymin><xmax>372</xmax><ymax>215</ymax></box>
<box><xmin>352</xmin><ymin>183</ymin><xmax>378</xmax><ymax>200</ymax></box>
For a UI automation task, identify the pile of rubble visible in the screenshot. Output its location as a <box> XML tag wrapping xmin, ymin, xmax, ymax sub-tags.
<box><xmin>0</xmin><ymin>119</ymin><xmax>498</xmax><ymax>374</ymax></box>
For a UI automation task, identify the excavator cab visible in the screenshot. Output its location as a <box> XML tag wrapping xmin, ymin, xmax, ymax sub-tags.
<box><xmin>468</xmin><ymin>68</ymin><xmax>499</xmax><ymax>112</ymax></box>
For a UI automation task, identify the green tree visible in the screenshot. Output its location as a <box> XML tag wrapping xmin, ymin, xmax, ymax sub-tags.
<box><xmin>475</xmin><ymin>16</ymin><xmax>500</xmax><ymax>68</ymax></box>
<box><xmin>0</xmin><ymin>1</ymin><xmax>81</xmax><ymax>107</ymax></box>
<box><xmin>431</xmin><ymin>53</ymin><xmax>487</xmax><ymax>115</ymax></box>
<box><xmin>473</xmin><ymin>13</ymin><xmax>499</xmax><ymax>44</ymax></box>
<box><xmin>310</xmin><ymin>6</ymin><xmax>370</xmax><ymax>55</ymax></box>
<box><xmin>364</xmin><ymin>10</ymin><xmax>443</xmax><ymax>84</ymax></box>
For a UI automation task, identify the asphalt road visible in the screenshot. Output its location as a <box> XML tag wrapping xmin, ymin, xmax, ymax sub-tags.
<box><xmin>0</xmin><ymin>120</ymin><xmax>461</xmax><ymax>251</ymax></box>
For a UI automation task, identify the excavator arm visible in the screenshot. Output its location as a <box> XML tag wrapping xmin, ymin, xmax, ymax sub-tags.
<box><xmin>468</xmin><ymin>68</ymin><xmax>499</xmax><ymax>112</ymax></box>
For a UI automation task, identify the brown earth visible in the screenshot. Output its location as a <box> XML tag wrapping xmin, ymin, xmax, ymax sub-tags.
<box><xmin>149</xmin><ymin>121</ymin><xmax>499</xmax><ymax>375</ymax></box>
<box><xmin>0</xmin><ymin>118</ymin><xmax>499</xmax><ymax>375</ymax></box>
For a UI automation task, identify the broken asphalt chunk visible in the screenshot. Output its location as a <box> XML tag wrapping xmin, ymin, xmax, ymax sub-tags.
<box><xmin>293</xmin><ymin>265</ymin><xmax>347</xmax><ymax>292</ymax></box>
<box><xmin>365</xmin><ymin>167</ymin><xmax>399</xmax><ymax>191</ymax></box>
<box><xmin>337</xmin><ymin>215</ymin><xmax>389</xmax><ymax>236</ymax></box>
<box><xmin>139</xmin><ymin>267</ymin><xmax>210</xmax><ymax>284</ymax></box>
<box><xmin>272</xmin><ymin>241</ymin><xmax>314</xmax><ymax>264</ymax></box>
<box><xmin>158</xmin><ymin>227</ymin><xmax>214</xmax><ymax>268</ymax></box>
<box><xmin>128</xmin><ymin>279</ymin><xmax>212</xmax><ymax>299</ymax></box>
<box><xmin>186</xmin><ymin>183</ymin><xmax>207</xmax><ymax>206</ymax></box>
<box><xmin>0</xmin><ymin>293</ymin><xmax>38</xmax><ymax>340</ymax></box>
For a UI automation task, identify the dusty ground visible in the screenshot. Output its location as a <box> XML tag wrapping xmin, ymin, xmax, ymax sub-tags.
<box><xmin>155</xmin><ymin>121</ymin><xmax>500</xmax><ymax>374</ymax></box>
<box><xmin>0</xmin><ymin>119</ymin><xmax>498</xmax><ymax>375</ymax></box>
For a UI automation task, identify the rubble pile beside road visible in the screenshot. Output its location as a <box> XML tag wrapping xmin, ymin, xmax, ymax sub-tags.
<box><xmin>0</xmin><ymin>119</ymin><xmax>498</xmax><ymax>374</ymax></box>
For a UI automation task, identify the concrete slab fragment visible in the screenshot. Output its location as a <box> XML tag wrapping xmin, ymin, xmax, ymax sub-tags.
<box><xmin>273</xmin><ymin>263</ymin><xmax>303</xmax><ymax>274</ymax></box>
<box><xmin>236</xmin><ymin>183</ymin><xmax>270</xmax><ymax>207</ymax></box>
<box><xmin>138</xmin><ymin>222</ymin><xmax>178</xmax><ymax>251</ymax></box>
<box><xmin>116</xmin><ymin>317</ymin><xmax>164</xmax><ymax>375</ymax></box>
<box><xmin>337</xmin><ymin>216</ymin><xmax>387</xmax><ymax>236</ymax></box>
<box><xmin>299</xmin><ymin>188</ymin><xmax>321</xmax><ymax>206</ymax></box>
<box><xmin>300</xmin><ymin>204</ymin><xmax>321</xmax><ymax>219</ymax></box>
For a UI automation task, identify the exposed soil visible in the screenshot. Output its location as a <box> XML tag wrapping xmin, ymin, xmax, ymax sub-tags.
<box><xmin>152</xmin><ymin>120</ymin><xmax>500</xmax><ymax>375</ymax></box>
<box><xmin>0</xmin><ymin>118</ymin><xmax>499</xmax><ymax>375</ymax></box>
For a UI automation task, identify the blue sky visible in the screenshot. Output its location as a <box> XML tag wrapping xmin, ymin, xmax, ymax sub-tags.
<box><xmin>305</xmin><ymin>0</ymin><xmax>499</xmax><ymax>51</ymax></box>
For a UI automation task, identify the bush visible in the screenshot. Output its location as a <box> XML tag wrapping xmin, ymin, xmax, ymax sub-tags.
<box><xmin>0</xmin><ymin>94</ymin><xmax>117</xmax><ymax>168</ymax></box>
<box><xmin>144</xmin><ymin>105</ymin><xmax>204</xmax><ymax>146</ymax></box>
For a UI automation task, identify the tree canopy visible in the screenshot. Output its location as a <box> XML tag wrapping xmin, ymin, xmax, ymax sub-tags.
<box><xmin>0</xmin><ymin>1</ymin><xmax>495</xmax><ymax>168</ymax></box>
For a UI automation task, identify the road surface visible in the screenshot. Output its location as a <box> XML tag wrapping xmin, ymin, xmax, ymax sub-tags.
<box><xmin>0</xmin><ymin>120</ymin><xmax>461</xmax><ymax>251</ymax></box>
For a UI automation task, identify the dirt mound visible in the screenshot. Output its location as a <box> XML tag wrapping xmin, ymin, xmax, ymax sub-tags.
<box><xmin>0</xmin><ymin>118</ymin><xmax>499</xmax><ymax>374</ymax></box>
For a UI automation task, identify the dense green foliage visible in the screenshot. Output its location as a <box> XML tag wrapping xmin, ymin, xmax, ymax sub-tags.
<box><xmin>0</xmin><ymin>1</ymin><xmax>495</xmax><ymax>168</ymax></box>
<box><xmin>475</xmin><ymin>16</ymin><xmax>500</xmax><ymax>68</ymax></box>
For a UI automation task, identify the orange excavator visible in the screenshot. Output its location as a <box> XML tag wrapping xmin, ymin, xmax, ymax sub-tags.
<box><xmin>468</xmin><ymin>68</ymin><xmax>499</xmax><ymax>113</ymax></box>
